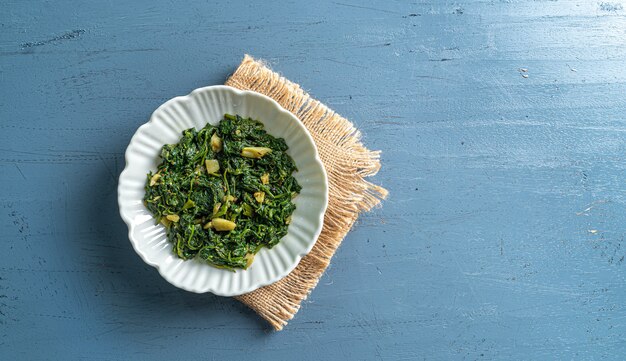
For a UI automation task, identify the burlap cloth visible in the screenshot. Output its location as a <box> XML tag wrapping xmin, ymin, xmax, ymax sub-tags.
<box><xmin>226</xmin><ymin>55</ymin><xmax>388</xmax><ymax>330</ymax></box>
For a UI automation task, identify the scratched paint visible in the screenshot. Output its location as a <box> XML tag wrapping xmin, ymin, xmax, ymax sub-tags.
<box><xmin>20</xmin><ymin>29</ymin><xmax>85</xmax><ymax>49</ymax></box>
<box><xmin>1</xmin><ymin>0</ymin><xmax>625</xmax><ymax>360</ymax></box>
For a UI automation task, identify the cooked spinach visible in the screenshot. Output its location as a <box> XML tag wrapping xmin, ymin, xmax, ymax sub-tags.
<box><xmin>143</xmin><ymin>114</ymin><xmax>301</xmax><ymax>270</ymax></box>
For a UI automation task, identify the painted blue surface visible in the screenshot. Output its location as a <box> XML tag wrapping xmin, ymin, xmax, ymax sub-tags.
<box><xmin>1</xmin><ymin>1</ymin><xmax>625</xmax><ymax>359</ymax></box>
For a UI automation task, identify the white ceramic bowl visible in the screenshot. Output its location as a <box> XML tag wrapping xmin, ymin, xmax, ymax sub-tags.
<box><xmin>118</xmin><ymin>85</ymin><xmax>328</xmax><ymax>296</ymax></box>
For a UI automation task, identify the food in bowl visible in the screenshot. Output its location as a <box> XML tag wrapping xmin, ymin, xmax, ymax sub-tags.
<box><xmin>143</xmin><ymin>114</ymin><xmax>301</xmax><ymax>270</ymax></box>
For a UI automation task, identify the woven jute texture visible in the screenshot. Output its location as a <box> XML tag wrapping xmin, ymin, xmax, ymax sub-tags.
<box><xmin>226</xmin><ymin>55</ymin><xmax>388</xmax><ymax>330</ymax></box>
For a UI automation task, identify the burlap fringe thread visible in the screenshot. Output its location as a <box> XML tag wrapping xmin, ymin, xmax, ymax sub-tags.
<box><xmin>226</xmin><ymin>55</ymin><xmax>388</xmax><ymax>330</ymax></box>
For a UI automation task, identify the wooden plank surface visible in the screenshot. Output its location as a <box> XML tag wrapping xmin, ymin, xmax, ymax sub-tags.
<box><xmin>1</xmin><ymin>1</ymin><xmax>625</xmax><ymax>359</ymax></box>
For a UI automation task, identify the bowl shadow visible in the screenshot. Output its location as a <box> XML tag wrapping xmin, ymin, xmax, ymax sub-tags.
<box><xmin>68</xmin><ymin>138</ymin><xmax>274</xmax><ymax>340</ymax></box>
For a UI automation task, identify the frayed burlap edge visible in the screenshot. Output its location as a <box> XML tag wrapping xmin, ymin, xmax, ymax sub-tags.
<box><xmin>226</xmin><ymin>55</ymin><xmax>388</xmax><ymax>330</ymax></box>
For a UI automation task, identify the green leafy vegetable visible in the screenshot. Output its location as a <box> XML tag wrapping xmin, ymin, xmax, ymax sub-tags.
<box><xmin>143</xmin><ymin>114</ymin><xmax>301</xmax><ymax>270</ymax></box>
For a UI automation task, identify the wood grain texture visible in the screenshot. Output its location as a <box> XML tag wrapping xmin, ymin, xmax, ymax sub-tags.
<box><xmin>1</xmin><ymin>0</ymin><xmax>625</xmax><ymax>359</ymax></box>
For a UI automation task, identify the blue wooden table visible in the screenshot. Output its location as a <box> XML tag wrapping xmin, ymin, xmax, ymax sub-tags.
<box><xmin>2</xmin><ymin>1</ymin><xmax>625</xmax><ymax>359</ymax></box>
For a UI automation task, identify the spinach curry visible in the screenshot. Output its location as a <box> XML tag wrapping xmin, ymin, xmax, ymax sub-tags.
<box><xmin>144</xmin><ymin>114</ymin><xmax>301</xmax><ymax>270</ymax></box>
